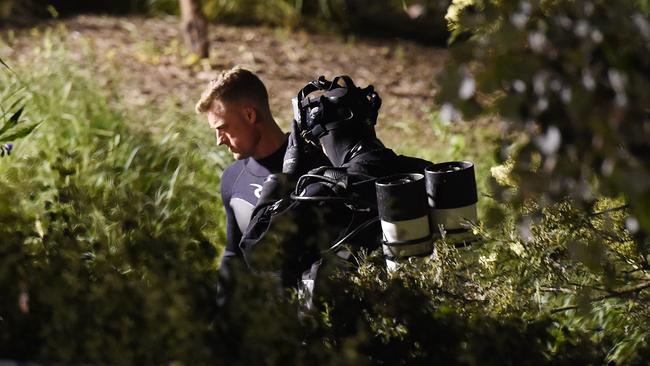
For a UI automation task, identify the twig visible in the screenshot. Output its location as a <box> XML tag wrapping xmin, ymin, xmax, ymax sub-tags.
<box><xmin>388</xmin><ymin>91</ymin><xmax>436</xmax><ymax>99</ymax></box>
<box><xmin>550</xmin><ymin>281</ymin><xmax>650</xmax><ymax>314</ymax></box>
<box><xmin>584</xmin><ymin>220</ymin><xmax>626</xmax><ymax>243</ymax></box>
<box><xmin>587</xmin><ymin>204</ymin><xmax>629</xmax><ymax>217</ymax></box>
<box><xmin>622</xmin><ymin>268</ymin><xmax>647</xmax><ymax>275</ymax></box>
<box><xmin>566</xmin><ymin>282</ymin><xmax>607</xmax><ymax>293</ymax></box>
<box><xmin>551</xmin><ymin>305</ymin><xmax>578</xmax><ymax>314</ymax></box>
<box><xmin>608</xmin><ymin>281</ymin><xmax>650</xmax><ymax>297</ymax></box>
<box><xmin>539</xmin><ymin>286</ymin><xmax>575</xmax><ymax>294</ymax></box>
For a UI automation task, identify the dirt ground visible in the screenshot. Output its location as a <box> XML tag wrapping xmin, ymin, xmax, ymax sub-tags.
<box><xmin>1</xmin><ymin>15</ymin><xmax>448</xmax><ymax>141</ymax></box>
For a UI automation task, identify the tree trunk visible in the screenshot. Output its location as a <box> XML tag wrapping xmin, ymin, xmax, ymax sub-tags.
<box><xmin>179</xmin><ymin>0</ymin><xmax>209</xmax><ymax>58</ymax></box>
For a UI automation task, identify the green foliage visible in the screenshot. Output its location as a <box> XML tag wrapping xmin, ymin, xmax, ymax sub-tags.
<box><xmin>0</xmin><ymin>58</ymin><xmax>39</xmax><ymax>157</ymax></box>
<box><xmin>438</xmin><ymin>0</ymin><xmax>650</xmax><ymax>363</ymax></box>
<box><xmin>210</xmin><ymin>248</ymin><xmax>607</xmax><ymax>365</ymax></box>
<box><xmin>1</xmin><ymin>0</ymin><xmax>452</xmax><ymax>42</ymax></box>
<box><xmin>440</xmin><ymin>0</ymin><xmax>650</xmax><ymax>231</ymax></box>
<box><xmin>300</xmin><ymin>250</ymin><xmax>607</xmax><ymax>365</ymax></box>
<box><xmin>0</xmin><ymin>37</ymin><xmax>225</xmax><ymax>363</ymax></box>
<box><xmin>1</xmin><ymin>13</ymin><xmax>644</xmax><ymax>365</ymax></box>
<box><xmin>202</xmin><ymin>0</ymin><xmax>302</xmax><ymax>28</ymax></box>
<box><xmin>0</xmin><ymin>0</ymin><xmax>149</xmax><ymax>19</ymax></box>
<box><xmin>145</xmin><ymin>0</ymin><xmax>180</xmax><ymax>15</ymax></box>
<box><xmin>147</xmin><ymin>0</ymin><xmax>452</xmax><ymax>41</ymax></box>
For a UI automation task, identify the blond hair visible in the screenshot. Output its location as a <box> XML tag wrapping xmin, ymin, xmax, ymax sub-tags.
<box><xmin>195</xmin><ymin>66</ymin><xmax>270</xmax><ymax>114</ymax></box>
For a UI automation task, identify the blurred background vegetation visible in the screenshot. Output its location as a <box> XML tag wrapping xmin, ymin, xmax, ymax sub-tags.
<box><xmin>0</xmin><ymin>0</ymin><xmax>451</xmax><ymax>44</ymax></box>
<box><xmin>1</xmin><ymin>0</ymin><xmax>650</xmax><ymax>364</ymax></box>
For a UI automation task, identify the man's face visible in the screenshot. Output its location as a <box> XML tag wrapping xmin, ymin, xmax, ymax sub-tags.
<box><xmin>207</xmin><ymin>99</ymin><xmax>260</xmax><ymax>160</ymax></box>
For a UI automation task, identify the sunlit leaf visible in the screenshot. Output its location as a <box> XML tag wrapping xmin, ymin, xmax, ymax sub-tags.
<box><xmin>0</xmin><ymin>121</ymin><xmax>41</xmax><ymax>142</ymax></box>
<box><xmin>0</xmin><ymin>105</ymin><xmax>24</xmax><ymax>136</ymax></box>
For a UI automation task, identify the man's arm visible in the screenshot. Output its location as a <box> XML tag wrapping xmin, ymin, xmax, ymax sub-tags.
<box><xmin>216</xmin><ymin>164</ymin><xmax>248</xmax><ymax>306</ymax></box>
<box><xmin>220</xmin><ymin>190</ymin><xmax>242</xmax><ymax>268</ymax></box>
<box><xmin>219</xmin><ymin>165</ymin><xmax>243</xmax><ymax>269</ymax></box>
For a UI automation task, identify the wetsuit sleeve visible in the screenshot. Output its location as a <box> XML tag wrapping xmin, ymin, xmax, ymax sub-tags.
<box><xmin>219</xmin><ymin>165</ymin><xmax>243</xmax><ymax>269</ymax></box>
<box><xmin>216</xmin><ymin>164</ymin><xmax>248</xmax><ymax>306</ymax></box>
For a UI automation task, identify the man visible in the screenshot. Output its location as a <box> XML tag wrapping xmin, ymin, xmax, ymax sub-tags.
<box><xmin>195</xmin><ymin>66</ymin><xmax>289</xmax><ymax>283</ymax></box>
<box><xmin>240</xmin><ymin>75</ymin><xmax>431</xmax><ymax>292</ymax></box>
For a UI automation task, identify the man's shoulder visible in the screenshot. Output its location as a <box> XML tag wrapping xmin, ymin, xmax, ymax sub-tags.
<box><xmin>221</xmin><ymin>159</ymin><xmax>248</xmax><ymax>187</ymax></box>
<box><xmin>224</xmin><ymin>159</ymin><xmax>247</xmax><ymax>174</ymax></box>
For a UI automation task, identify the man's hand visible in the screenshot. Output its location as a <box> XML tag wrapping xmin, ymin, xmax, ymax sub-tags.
<box><xmin>256</xmin><ymin>173</ymin><xmax>292</xmax><ymax>208</ymax></box>
<box><xmin>282</xmin><ymin>120</ymin><xmax>304</xmax><ymax>175</ymax></box>
<box><xmin>282</xmin><ymin>120</ymin><xmax>329</xmax><ymax>177</ymax></box>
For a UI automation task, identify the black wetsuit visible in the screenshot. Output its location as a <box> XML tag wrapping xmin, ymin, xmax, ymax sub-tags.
<box><xmin>239</xmin><ymin>145</ymin><xmax>431</xmax><ymax>288</ymax></box>
<box><xmin>219</xmin><ymin>140</ymin><xmax>287</xmax><ymax>278</ymax></box>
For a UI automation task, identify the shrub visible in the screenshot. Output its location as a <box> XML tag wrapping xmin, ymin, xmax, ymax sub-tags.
<box><xmin>438</xmin><ymin>0</ymin><xmax>650</xmax><ymax>363</ymax></box>
<box><xmin>0</xmin><ymin>36</ymin><xmax>225</xmax><ymax>364</ymax></box>
<box><xmin>0</xmin><ymin>18</ymin><xmax>627</xmax><ymax>365</ymax></box>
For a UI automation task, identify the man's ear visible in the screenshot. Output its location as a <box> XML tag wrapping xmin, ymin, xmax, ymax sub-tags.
<box><xmin>243</xmin><ymin>105</ymin><xmax>257</xmax><ymax>125</ymax></box>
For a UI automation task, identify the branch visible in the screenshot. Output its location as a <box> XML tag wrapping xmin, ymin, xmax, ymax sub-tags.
<box><xmin>623</xmin><ymin>268</ymin><xmax>647</xmax><ymax>275</ymax></box>
<box><xmin>583</xmin><ymin>219</ymin><xmax>626</xmax><ymax>243</ymax></box>
<box><xmin>607</xmin><ymin>281</ymin><xmax>650</xmax><ymax>298</ymax></box>
<box><xmin>550</xmin><ymin>305</ymin><xmax>578</xmax><ymax>314</ymax></box>
<box><xmin>566</xmin><ymin>282</ymin><xmax>607</xmax><ymax>293</ymax></box>
<box><xmin>388</xmin><ymin>91</ymin><xmax>436</xmax><ymax>99</ymax></box>
<box><xmin>588</xmin><ymin>204</ymin><xmax>629</xmax><ymax>217</ymax></box>
<box><xmin>550</xmin><ymin>281</ymin><xmax>650</xmax><ymax>314</ymax></box>
<box><xmin>539</xmin><ymin>286</ymin><xmax>575</xmax><ymax>294</ymax></box>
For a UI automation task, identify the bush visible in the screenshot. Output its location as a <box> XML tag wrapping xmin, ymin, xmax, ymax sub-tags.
<box><xmin>440</xmin><ymin>0</ymin><xmax>650</xmax><ymax>231</ymax></box>
<box><xmin>438</xmin><ymin>0</ymin><xmax>650</xmax><ymax>363</ymax></box>
<box><xmin>199</xmin><ymin>0</ymin><xmax>451</xmax><ymax>43</ymax></box>
<box><xmin>0</xmin><ymin>18</ymin><xmax>630</xmax><ymax>365</ymax></box>
<box><xmin>0</xmin><ymin>0</ymin><xmax>452</xmax><ymax>44</ymax></box>
<box><xmin>0</xmin><ymin>36</ymin><xmax>225</xmax><ymax>363</ymax></box>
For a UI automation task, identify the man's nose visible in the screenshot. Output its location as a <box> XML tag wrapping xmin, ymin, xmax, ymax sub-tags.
<box><xmin>215</xmin><ymin>130</ymin><xmax>226</xmax><ymax>146</ymax></box>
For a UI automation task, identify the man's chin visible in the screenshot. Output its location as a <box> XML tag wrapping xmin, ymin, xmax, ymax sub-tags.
<box><xmin>228</xmin><ymin>148</ymin><xmax>249</xmax><ymax>160</ymax></box>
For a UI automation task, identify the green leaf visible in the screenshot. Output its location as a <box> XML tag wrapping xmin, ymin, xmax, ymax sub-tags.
<box><xmin>0</xmin><ymin>121</ymin><xmax>41</xmax><ymax>142</ymax></box>
<box><xmin>123</xmin><ymin>146</ymin><xmax>141</xmax><ymax>172</ymax></box>
<box><xmin>0</xmin><ymin>57</ymin><xmax>11</xmax><ymax>71</ymax></box>
<box><xmin>0</xmin><ymin>87</ymin><xmax>25</xmax><ymax>107</ymax></box>
<box><xmin>0</xmin><ymin>105</ymin><xmax>24</xmax><ymax>136</ymax></box>
<box><xmin>6</xmin><ymin>98</ymin><xmax>24</xmax><ymax>114</ymax></box>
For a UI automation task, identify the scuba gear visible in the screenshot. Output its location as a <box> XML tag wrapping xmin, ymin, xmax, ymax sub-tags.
<box><xmin>256</xmin><ymin>173</ymin><xmax>293</xmax><ymax>208</ymax></box>
<box><xmin>282</xmin><ymin>120</ymin><xmax>303</xmax><ymax>175</ymax></box>
<box><xmin>240</xmin><ymin>74</ymin><xmax>479</xmax><ymax>303</ymax></box>
<box><xmin>425</xmin><ymin>161</ymin><xmax>479</xmax><ymax>247</ymax></box>
<box><xmin>376</xmin><ymin>173</ymin><xmax>433</xmax><ymax>260</ymax></box>
<box><xmin>292</xmin><ymin>75</ymin><xmax>382</xmax><ymax>146</ymax></box>
<box><xmin>221</xmin><ymin>73</ymin><xmax>481</xmax><ymax>315</ymax></box>
<box><xmin>291</xmin><ymin>75</ymin><xmax>383</xmax><ymax>167</ymax></box>
<box><xmin>374</xmin><ymin>162</ymin><xmax>479</xmax><ymax>270</ymax></box>
<box><xmin>282</xmin><ymin>120</ymin><xmax>331</xmax><ymax>177</ymax></box>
